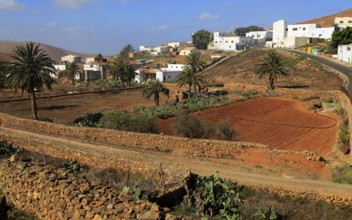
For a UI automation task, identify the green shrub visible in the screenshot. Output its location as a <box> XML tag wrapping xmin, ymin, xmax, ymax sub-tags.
<box><xmin>0</xmin><ymin>141</ymin><xmax>19</xmax><ymax>156</ymax></box>
<box><xmin>332</xmin><ymin>166</ymin><xmax>352</xmax><ymax>184</ymax></box>
<box><xmin>253</xmin><ymin>206</ymin><xmax>279</xmax><ymax>220</ymax></box>
<box><xmin>184</xmin><ymin>172</ymin><xmax>241</xmax><ymax>218</ymax></box>
<box><xmin>243</xmin><ymin>90</ymin><xmax>259</xmax><ymax>97</ymax></box>
<box><xmin>338</xmin><ymin>129</ymin><xmax>350</xmax><ymax>147</ymax></box>
<box><xmin>171</xmin><ymin>114</ymin><xmax>214</xmax><ymax>139</ymax></box>
<box><xmin>216</xmin><ymin>121</ymin><xmax>239</xmax><ymax>141</ymax></box>
<box><xmin>99</xmin><ymin>110</ymin><xmax>159</xmax><ymax>133</ymax></box>
<box><xmin>62</xmin><ymin>160</ymin><xmax>83</xmax><ymax>173</ymax></box>
<box><xmin>326</xmin><ymin>97</ymin><xmax>334</xmax><ymax>103</ymax></box>
<box><xmin>74</xmin><ymin>112</ymin><xmax>103</xmax><ymax>127</ymax></box>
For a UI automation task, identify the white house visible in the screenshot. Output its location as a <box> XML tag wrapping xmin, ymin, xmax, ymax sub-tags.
<box><xmin>61</xmin><ymin>55</ymin><xmax>81</xmax><ymax>64</ymax></box>
<box><xmin>153</xmin><ymin>45</ymin><xmax>170</xmax><ymax>54</ymax></box>
<box><xmin>335</xmin><ymin>17</ymin><xmax>352</xmax><ymax>29</ymax></box>
<box><xmin>179</xmin><ymin>47</ymin><xmax>195</xmax><ymax>56</ymax></box>
<box><xmin>211</xmin><ymin>32</ymin><xmax>254</xmax><ymax>51</ymax></box>
<box><xmin>272</xmin><ymin>20</ymin><xmax>287</xmax><ymax>48</ymax></box>
<box><xmin>287</xmin><ymin>24</ymin><xmax>334</xmax><ymax>39</ymax></box>
<box><xmin>168</xmin><ymin>42</ymin><xmax>180</xmax><ymax>48</ymax></box>
<box><xmin>83</xmin><ymin>63</ymin><xmax>110</xmax><ymax>81</ymax></box>
<box><xmin>135</xmin><ymin>64</ymin><xmax>185</xmax><ymax>83</ymax></box>
<box><xmin>53</xmin><ymin>64</ymin><xmax>66</xmax><ymax>71</ymax></box>
<box><xmin>271</xmin><ymin>20</ymin><xmax>335</xmax><ymax>48</ymax></box>
<box><xmin>246</xmin><ymin>31</ymin><xmax>273</xmax><ymax>44</ymax></box>
<box><xmin>139</xmin><ymin>46</ymin><xmax>153</xmax><ymax>52</ymax></box>
<box><xmin>338</xmin><ymin>45</ymin><xmax>352</xmax><ymax>64</ymax></box>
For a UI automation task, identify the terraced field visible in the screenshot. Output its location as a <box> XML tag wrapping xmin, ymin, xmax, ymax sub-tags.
<box><xmin>159</xmin><ymin>97</ymin><xmax>338</xmax><ymax>155</ymax></box>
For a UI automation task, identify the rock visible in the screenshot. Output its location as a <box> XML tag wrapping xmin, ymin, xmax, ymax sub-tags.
<box><xmin>93</xmin><ymin>214</ymin><xmax>103</xmax><ymax>220</ymax></box>
<box><xmin>8</xmin><ymin>154</ymin><xmax>20</xmax><ymax>162</ymax></box>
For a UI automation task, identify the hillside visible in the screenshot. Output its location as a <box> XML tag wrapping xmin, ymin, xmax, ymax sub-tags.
<box><xmin>297</xmin><ymin>8</ymin><xmax>352</xmax><ymax>27</ymax></box>
<box><xmin>201</xmin><ymin>48</ymin><xmax>343</xmax><ymax>90</ymax></box>
<box><xmin>0</xmin><ymin>40</ymin><xmax>93</xmax><ymax>62</ymax></box>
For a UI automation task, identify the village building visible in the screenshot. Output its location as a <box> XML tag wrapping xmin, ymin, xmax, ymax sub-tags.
<box><xmin>335</xmin><ymin>17</ymin><xmax>352</xmax><ymax>29</ymax></box>
<box><xmin>338</xmin><ymin>44</ymin><xmax>352</xmax><ymax>64</ymax></box>
<box><xmin>209</xmin><ymin>32</ymin><xmax>254</xmax><ymax>51</ymax></box>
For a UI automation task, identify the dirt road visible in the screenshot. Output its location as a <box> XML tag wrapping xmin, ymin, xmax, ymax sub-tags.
<box><xmin>1</xmin><ymin>125</ymin><xmax>351</xmax><ymax>202</ymax></box>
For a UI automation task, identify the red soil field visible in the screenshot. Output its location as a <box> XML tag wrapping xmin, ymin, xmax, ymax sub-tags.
<box><xmin>159</xmin><ymin>97</ymin><xmax>338</xmax><ymax>155</ymax></box>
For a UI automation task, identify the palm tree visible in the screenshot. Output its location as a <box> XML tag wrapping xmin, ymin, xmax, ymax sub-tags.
<box><xmin>5</xmin><ymin>42</ymin><xmax>55</xmax><ymax>119</ymax></box>
<box><xmin>177</xmin><ymin>65</ymin><xmax>203</xmax><ymax>99</ymax></box>
<box><xmin>110</xmin><ymin>55</ymin><xmax>126</xmax><ymax>83</ymax></box>
<box><xmin>142</xmin><ymin>80</ymin><xmax>169</xmax><ymax>106</ymax></box>
<box><xmin>122</xmin><ymin>64</ymin><xmax>136</xmax><ymax>86</ymax></box>
<box><xmin>65</xmin><ymin>62</ymin><xmax>80</xmax><ymax>85</ymax></box>
<box><xmin>255</xmin><ymin>50</ymin><xmax>289</xmax><ymax>90</ymax></box>
<box><xmin>186</xmin><ymin>51</ymin><xmax>205</xmax><ymax>74</ymax></box>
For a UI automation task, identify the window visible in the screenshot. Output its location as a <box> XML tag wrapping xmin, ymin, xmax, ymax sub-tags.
<box><xmin>349</xmin><ymin>21</ymin><xmax>352</xmax><ymax>23</ymax></box>
<box><xmin>215</xmin><ymin>41</ymin><xmax>218</xmax><ymax>43</ymax></box>
<box><xmin>292</xmin><ymin>28</ymin><xmax>298</xmax><ymax>31</ymax></box>
<box><xmin>168</xmin><ymin>76</ymin><xmax>171</xmax><ymax>78</ymax></box>
<box><xmin>348</xmin><ymin>47</ymin><xmax>351</xmax><ymax>51</ymax></box>
<box><xmin>242</xmin><ymin>40</ymin><xmax>244</xmax><ymax>43</ymax></box>
<box><xmin>226</xmin><ymin>41</ymin><xmax>228</xmax><ymax>43</ymax></box>
<box><xmin>231</xmin><ymin>41</ymin><xmax>234</xmax><ymax>43</ymax></box>
<box><xmin>303</xmin><ymin>28</ymin><xmax>306</xmax><ymax>30</ymax></box>
<box><xmin>340</xmin><ymin>21</ymin><xmax>344</xmax><ymax>23</ymax></box>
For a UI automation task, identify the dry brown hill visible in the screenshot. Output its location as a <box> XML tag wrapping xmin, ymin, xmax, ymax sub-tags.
<box><xmin>297</xmin><ymin>8</ymin><xmax>352</xmax><ymax>27</ymax></box>
<box><xmin>0</xmin><ymin>40</ymin><xmax>93</xmax><ymax>62</ymax></box>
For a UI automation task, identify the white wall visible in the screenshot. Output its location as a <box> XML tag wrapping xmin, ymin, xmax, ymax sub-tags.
<box><xmin>53</xmin><ymin>65</ymin><xmax>66</xmax><ymax>71</ymax></box>
<box><xmin>213</xmin><ymin>32</ymin><xmax>253</xmax><ymax>51</ymax></box>
<box><xmin>168</xmin><ymin>42</ymin><xmax>180</xmax><ymax>48</ymax></box>
<box><xmin>61</xmin><ymin>55</ymin><xmax>81</xmax><ymax>63</ymax></box>
<box><xmin>161</xmin><ymin>64</ymin><xmax>185</xmax><ymax>72</ymax></box>
<box><xmin>283</xmin><ymin>37</ymin><xmax>308</xmax><ymax>49</ymax></box>
<box><xmin>338</xmin><ymin>45</ymin><xmax>352</xmax><ymax>64</ymax></box>
<box><xmin>335</xmin><ymin>17</ymin><xmax>352</xmax><ymax>29</ymax></box>
<box><xmin>273</xmin><ymin>20</ymin><xmax>287</xmax><ymax>47</ymax></box>
<box><xmin>139</xmin><ymin>46</ymin><xmax>153</xmax><ymax>52</ymax></box>
<box><xmin>310</xmin><ymin>27</ymin><xmax>335</xmax><ymax>39</ymax></box>
<box><xmin>287</xmin><ymin>24</ymin><xmax>319</xmax><ymax>38</ymax></box>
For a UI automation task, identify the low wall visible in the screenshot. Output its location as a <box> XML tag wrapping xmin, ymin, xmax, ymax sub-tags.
<box><xmin>0</xmin><ymin>156</ymin><xmax>171</xmax><ymax>220</ymax></box>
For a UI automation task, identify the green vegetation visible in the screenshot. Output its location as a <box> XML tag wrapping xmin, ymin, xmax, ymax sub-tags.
<box><xmin>184</xmin><ymin>172</ymin><xmax>241</xmax><ymax>218</ymax></box>
<box><xmin>98</xmin><ymin>110</ymin><xmax>160</xmax><ymax>133</ymax></box>
<box><xmin>37</xmin><ymin>116</ymin><xmax>54</xmax><ymax>123</ymax></box>
<box><xmin>192</xmin><ymin>29</ymin><xmax>212</xmax><ymax>49</ymax></box>
<box><xmin>255</xmin><ymin>50</ymin><xmax>289</xmax><ymax>90</ymax></box>
<box><xmin>4</xmin><ymin>42</ymin><xmax>56</xmax><ymax>120</ymax></box>
<box><xmin>215</xmin><ymin>121</ymin><xmax>239</xmax><ymax>141</ymax></box>
<box><xmin>329</xmin><ymin>27</ymin><xmax>352</xmax><ymax>50</ymax></box>
<box><xmin>230</xmin><ymin>89</ymin><xmax>259</xmax><ymax>98</ymax></box>
<box><xmin>142</xmin><ymin>80</ymin><xmax>169</xmax><ymax>106</ymax></box>
<box><xmin>0</xmin><ymin>141</ymin><xmax>20</xmax><ymax>156</ymax></box>
<box><xmin>61</xmin><ymin>160</ymin><xmax>83</xmax><ymax>174</ymax></box>
<box><xmin>332</xmin><ymin>166</ymin><xmax>352</xmax><ymax>185</ymax></box>
<box><xmin>235</xmin><ymin>25</ymin><xmax>265</xmax><ymax>37</ymax></box>
<box><xmin>253</xmin><ymin>206</ymin><xmax>278</xmax><ymax>220</ymax></box>
<box><xmin>338</xmin><ymin>129</ymin><xmax>350</xmax><ymax>148</ymax></box>
<box><xmin>64</xmin><ymin>62</ymin><xmax>80</xmax><ymax>85</ymax></box>
<box><xmin>74</xmin><ymin>112</ymin><xmax>103</xmax><ymax>127</ymax></box>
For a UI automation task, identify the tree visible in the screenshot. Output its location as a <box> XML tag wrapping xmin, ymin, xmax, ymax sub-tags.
<box><xmin>119</xmin><ymin>44</ymin><xmax>134</xmax><ymax>59</ymax></box>
<box><xmin>186</xmin><ymin>51</ymin><xmax>205</xmax><ymax>74</ymax></box>
<box><xmin>122</xmin><ymin>64</ymin><xmax>137</xmax><ymax>86</ymax></box>
<box><xmin>110</xmin><ymin>55</ymin><xmax>126</xmax><ymax>82</ymax></box>
<box><xmin>330</xmin><ymin>27</ymin><xmax>352</xmax><ymax>49</ymax></box>
<box><xmin>95</xmin><ymin>53</ymin><xmax>103</xmax><ymax>59</ymax></box>
<box><xmin>65</xmin><ymin>62</ymin><xmax>80</xmax><ymax>85</ymax></box>
<box><xmin>192</xmin><ymin>29</ymin><xmax>212</xmax><ymax>49</ymax></box>
<box><xmin>4</xmin><ymin>42</ymin><xmax>56</xmax><ymax>119</ymax></box>
<box><xmin>177</xmin><ymin>65</ymin><xmax>203</xmax><ymax>98</ymax></box>
<box><xmin>235</xmin><ymin>25</ymin><xmax>265</xmax><ymax>37</ymax></box>
<box><xmin>142</xmin><ymin>80</ymin><xmax>169</xmax><ymax>106</ymax></box>
<box><xmin>0</xmin><ymin>62</ymin><xmax>5</xmax><ymax>88</ymax></box>
<box><xmin>255</xmin><ymin>50</ymin><xmax>289</xmax><ymax>90</ymax></box>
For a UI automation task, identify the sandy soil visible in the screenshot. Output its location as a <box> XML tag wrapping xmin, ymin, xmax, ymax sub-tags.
<box><xmin>159</xmin><ymin>97</ymin><xmax>338</xmax><ymax>156</ymax></box>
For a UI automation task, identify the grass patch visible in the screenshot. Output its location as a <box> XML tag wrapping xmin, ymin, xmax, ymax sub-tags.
<box><xmin>332</xmin><ymin>166</ymin><xmax>352</xmax><ymax>184</ymax></box>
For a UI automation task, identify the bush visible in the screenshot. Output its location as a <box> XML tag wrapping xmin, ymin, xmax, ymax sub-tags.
<box><xmin>184</xmin><ymin>172</ymin><xmax>241</xmax><ymax>218</ymax></box>
<box><xmin>216</xmin><ymin>121</ymin><xmax>239</xmax><ymax>141</ymax></box>
<box><xmin>74</xmin><ymin>112</ymin><xmax>103</xmax><ymax>127</ymax></box>
<box><xmin>172</xmin><ymin>114</ymin><xmax>214</xmax><ymax>139</ymax></box>
<box><xmin>62</xmin><ymin>160</ymin><xmax>83</xmax><ymax>173</ymax></box>
<box><xmin>0</xmin><ymin>141</ymin><xmax>19</xmax><ymax>156</ymax></box>
<box><xmin>99</xmin><ymin>110</ymin><xmax>159</xmax><ymax>133</ymax></box>
<box><xmin>332</xmin><ymin>166</ymin><xmax>352</xmax><ymax>185</ymax></box>
<box><xmin>338</xmin><ymin>129</ymin><xmax>350</xmax><ymax>147</ymax></box>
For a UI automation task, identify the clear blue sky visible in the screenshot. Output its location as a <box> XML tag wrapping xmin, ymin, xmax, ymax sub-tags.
<box><xmin>0</xmin><ymin>0</ymin><xmax>350</xmax><ymax>55</ymax></box>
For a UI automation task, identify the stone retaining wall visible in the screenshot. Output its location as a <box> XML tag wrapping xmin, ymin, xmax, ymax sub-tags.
<box><xmin>0</xmin><ymin>156</ymin><xmax>174</xmax><ymax>220</ymax></box>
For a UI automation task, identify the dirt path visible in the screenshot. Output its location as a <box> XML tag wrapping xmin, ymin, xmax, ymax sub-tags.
<box><xmin>1</xmin><ymin>125</ymin><xmax>351</xmax><ymax>200</ymax></box>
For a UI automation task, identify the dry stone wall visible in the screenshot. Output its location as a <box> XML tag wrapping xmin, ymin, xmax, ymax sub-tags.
<box><xmin>0</xmin><ymin>155</ymin><xmax>178</xmax><ymax>220</ymax></box>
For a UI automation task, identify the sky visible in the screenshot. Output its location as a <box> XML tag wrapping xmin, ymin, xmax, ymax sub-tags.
<box><xmin>0</xmin><ymin>0</ymin><xmax>350</xmax><ymax>55</ymax></box>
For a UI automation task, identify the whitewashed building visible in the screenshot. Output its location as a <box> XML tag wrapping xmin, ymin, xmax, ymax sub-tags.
<box><xmin>246</xmin><ymin>31</ymin><xmax>273</xmax><ymax>44</ymax></box>
<box><xmin>179</xmin><ymin>47</ymin><xmax>195</xmax><ymax>56</ymax></box>
<box><xmin>53</xmin><ymin>64</ymin><xmax>66</xmax><ymax>71</ymax></box>
<box><xmin>168</xmin><ymin>42</ymin><xmax>180</xmax><ymax>48</ymax></box>
<box><xmin>135</xmin><ymin>64</ymin><xmax>185</xmax><ymax>83</ymax></box>
<box><xmin>270</xmin><ymin>20</ymin><xmax>335</xmax><ymax>48</ymax></box>
<box><xmin>211</xmin><ymin>32</ymin><xmax>254</xmax><ymax>51</ymax></box>
<box><xmin>83</xmin><ymin>63</ymin><xmax>110</xmax><ymax>81</ymax></box>
<box><xmin>61</xmin><ymin>55</ymin><xmax>81</xmax><ymax>64</ymax></box>
<box><xmin>139</xmin><ymin>46</ymin><xmax>154</xmax><ymax>52</ymax></box>
<box><xmin>338</xmin><ymin>45</ymin><xmax>352</xmax><ymax>64</ymax></box>
<box><xmin>335</xmin><ymin>17</ymin><xmax>352</xmax><ymax>29</ymax></box>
